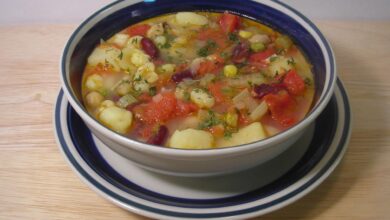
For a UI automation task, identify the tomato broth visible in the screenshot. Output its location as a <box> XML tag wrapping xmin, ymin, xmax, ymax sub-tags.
<box><xmin>81</xmin><ymin>12</ymin><xmax>315</xmax><ymax>149</ymax></box>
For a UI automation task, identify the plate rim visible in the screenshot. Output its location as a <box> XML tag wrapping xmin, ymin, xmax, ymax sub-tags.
<box><xmin>54</xmin><ymin>79</ymin><xmax>351</xmax><ymax>219</ymax></box>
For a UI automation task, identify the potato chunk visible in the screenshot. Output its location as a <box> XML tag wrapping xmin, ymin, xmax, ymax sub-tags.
<box><xmin>99</xmin><ymin>106</ymin><xmax>133</xmax><ymax>134</ymax></box>
<box><xmin>110</xmin><ymin>33</ymin><xmax>130</xmax><ymax>47</ymax></box>
<box><xmin>190</xmin><ymin>89</ymin><xmax>215</xmax><ymax>108</ymax></box>
<box><xmin>216</xmin><ymin>122</ymin><xmax>266</xmax><ymax>148</ymax></box>
<box><xmin>267</xmin><ymin>56</ymin><xmax>293</xmax><ymax>77</ymax></box>
<box><xmin>175</xmin><ymin>12</ymin><xmax>208</xmax><ymax>26</ymax></box>
<box><xmin>169</xmin><ymin>129</ymin><xmax>214</xmax><ymax>149</ymax></box>
<box><xmin>134</xmin><ymin>62</ymin><xmax>158</xmax><ymax>83</ymax></box>
<box><xmin>87</xmin><ymin>46</ymin><xmax>121</xmax><ymax>70</ymax></box>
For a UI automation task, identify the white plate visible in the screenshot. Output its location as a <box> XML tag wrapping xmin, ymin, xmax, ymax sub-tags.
<box><xmin>54</xmin><ymin>79</ymin><xmax>351</xmax><ymax>219</ymax></box>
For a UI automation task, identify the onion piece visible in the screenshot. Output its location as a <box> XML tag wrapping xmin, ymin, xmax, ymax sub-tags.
<box><xmin>232</xmin><ymin>89</ymin><xmax>258</xmax><ymax>112</ymax></box>
<box><xmin>249</xmin><ymin>101</ymin><xmax>268</xmax><ymax>121</ymax></box>
<box><xmin>116</xmin><ymin>94</ymin><xmax>138</xmax><ymax>108</ymax></box>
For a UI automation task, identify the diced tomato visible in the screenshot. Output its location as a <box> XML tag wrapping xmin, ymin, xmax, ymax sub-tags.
<box><xmin>208</xmin><ymin>82</ymin><xmax>226</xmax><ymax>103</ymax></box>
<box><xmin>238</xmin><ymin>110</ymin><xmax>251</xmax><ymax>126</ymax></box>
<box><xmin>197</xmin><ymin>29</ymin><xmax>228</xmax><ymax>50</ymax></box>
<box><xmin>197</xmin><ymin>56</ymin><xmax>224</xmax><ymax>75</ymax></box>
<box><xmin>248</xmin><ymin>48</ymin><xmax>276</xmax><ymax>63</ymax></box>
<box><xmin>137</xmin><ymin>123</ymin><xmax>156</xmax><ymax>140</ymax></box>
<box><xmin>126</xmin><ymin>24</ymin><xmax>151</xmax><ymax>37</ymax></box>
<box><xmin>175</xmin><ymin>63</ymin><xmax>189</xmax><ymax>73</ymax></box>
<box><xmin>283</xmin><ymin>70</ymin><xmax>305</xmax><ymax>96</ymax></box>
<box><xmin>136</xmin><ymin>92</ymin><xmax>177</xmax><ymax>124</ymax></box>
<box><xmin>176</xmin><ymin>100</ymin><xmax>198</xmax><ymax>116</ymax></box>
<box><xmin>209</xmin><ymin>125</ymin><xmax>225</xmax><ymax>137</ymax></box>
<box><xmin>219</xmin><ymin>12</ymin><xmax>240</xmax><ymax>33</ymax></box>
<box><xmin>153</xmin><ymin>58</ymin><xmax>165</xmax><ymax>66</ymax></box>
<box><xmin>264</xmin><ymin>91</ymin><xmax>297</xmax><ymax>127</ymax></box>
<box><xmin>137</xmin><ymin>93</ymin><xmax>152</xmax><ymax>102</ymax></box>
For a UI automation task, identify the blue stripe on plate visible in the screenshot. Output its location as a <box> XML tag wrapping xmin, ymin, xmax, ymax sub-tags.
<box><xmin>67</xmin><ymin>93</ymin><xmax>337</xmax><ymax>208</ymax></box>
<box><xmin>55</xmin><ymin>79</ymin><xmax>351</xmax><ymax>218</ymax></box>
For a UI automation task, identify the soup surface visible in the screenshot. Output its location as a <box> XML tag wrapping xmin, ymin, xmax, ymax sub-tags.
<box><xmin>82</xmin><ymin>12</ymin><xmax>315</xmax><ymax>149</ymax></box>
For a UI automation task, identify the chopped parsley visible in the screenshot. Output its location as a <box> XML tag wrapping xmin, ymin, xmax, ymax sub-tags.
<box><xmin>134</xmin><ymin>75</ymin><xmax>142</xmax><ymax>81</ymax></box>
<box><xmin>220</xmin><ymin>52</ymin><xmax>229</xmax><ymax>59</ymax></box>
<box><xmin>228</xmin><ymin>32</ymin><xmax>239</xmax><ymax>42</ymax></box>
<box><xmin>118</xmin><ymin>50</ymin><xmax>123</xmax><ymax>60</ymax></box>
<box><xmin>197</xmin><ymin>40</ymin><xmax>217</xmax><ymax>57</ymax></box>
<box><xmin>159</xmin><ymin>42</ymin><xmax>171</xmax><ymax>49</ymax></box>
<box><xmin>223</xmin><ymin>130</ymin><xmax>233</xmax><ymax>139</ymax></box>
<box><xmin>183</xmin><ymin>91</ymin><xmax>190</xmax><ymax>101</ymax></box>
<box><xmin>131</xmin><ymin>37</ymin><xmax>139</xmax><ymax>44</ymax></box>
<box><xmin>198</xmin><ymin>110</ymin><xmax>221</xmax><ymax>129</ymax></box>
<box><xmin>304</xmin><ymin>77</ymin><xmax>312</xmax><ymax>86</ymax></box>
<box><xmin>287</xmin><ymin>57</ymin><xmax>296</xmax><ymax>65</ymax></box>
<box><xmin>149</xmin><ymin>86</ymin><xmax>157</xmax><ymax>96</ymax></box>
<box><xmin>276</xmin><ymin>48</ymin><xmax>285</xmax><ymax>55</ymax></box>
<box><xmin>270</xmin><ymin>56</ymin><xmax>278</xmax><ymax>62</ymax></box>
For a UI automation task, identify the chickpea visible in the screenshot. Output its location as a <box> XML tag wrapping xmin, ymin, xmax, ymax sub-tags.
<box><xmin>85</xmin><ymin>91</ymin><xmax>104</xmax><ymax>108</ymax></box>
<box><xmin>116</xmin><ymin>83</ymin><xmax>132</xmax><ymax>96</ymax></box>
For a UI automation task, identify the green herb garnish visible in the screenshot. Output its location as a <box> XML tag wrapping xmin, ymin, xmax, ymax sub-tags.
<box><xmin>197</xmin><ymin>40</ymin><xmax>217</xmax><ymax>57</ymax></box>
<box><xmin>183</xmin><ymin>91</ymin><xmax>190</xmax><ymax>101</ymax></box>
<box><xmin>134</xmin><ymin>75</ymin><xmax>142</xmax><ymax>81</ymax></box>
<box><xmin>223</xmin><ymin>130</ymin><xmax>233</xmax><ymax>139</ymax></box>
<box><xmin>304</xmin><ymin>77</ymin><xmax>312</xmax><ymax>86</ymax></box>
<box><xmin>160</xmin><ymin>42</ymin><xmax>171</xmax><ymax>49</ymax></box>
<box><xmin>198</xmin><ymin>110</ymin><xmax>221</xmax><ymax>129</ymax></box>
<box><xmin>118</xmin><ymin>50</ymin><xmax>123</xmax><ymax>60</ymax></box>
<box><xmin>270</xmin><ymin>56</ymin><xmax>278</xmax><ymax>62</ymax></box>
<box><xmin>149</xmin><ymin>86</ymin><xmax>157</xmax><ymax>96</ymax></box>
<box><xmin>276</xmin><ymin>48</ymin><xmax>285</xmax><ymax>54</ymax></box>
<box><xmin>131</xmin><ymin>37</ymin><xmax>139</xmax><ymax>44</ymax></box>
<box><xmin>287</xmin><ymin>57</ymin><xmax>296</xmax><ymax>65</ymax></box>
<box><xmin>228</xmin><ymin>32</ymin><xmax>239</xmax><ymax>42</ymax></box>
<box><xmin>220</xmin><ymin>52</ymin><xmax>229</xmax><ymax>59</ymax></box>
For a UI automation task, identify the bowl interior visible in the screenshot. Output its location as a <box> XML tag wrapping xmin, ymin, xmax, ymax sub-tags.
<box><xmin>62</xmin><ymin>0</ymin><xmax>333</xmax><ymax>148</ymax></box>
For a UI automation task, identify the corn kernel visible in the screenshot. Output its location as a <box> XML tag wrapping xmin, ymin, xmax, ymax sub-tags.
<box><xmin>224</xmin><ymin>64</ymin><xmax>238</xmax><ymax>78</ymax></box>
<box><xmin>225</xmin><ymin>112</ymin><xmax>238</xmax><ymax>127</ymax></box>
<box><xmin>250</xmin><ymin>42</ymin><xmax>265</xmax><ymax>52</ymax></box>
<box><xmin>239</xmin><ymin>30</ymin><xmax>253</xmax><ymax>39</ymax></box>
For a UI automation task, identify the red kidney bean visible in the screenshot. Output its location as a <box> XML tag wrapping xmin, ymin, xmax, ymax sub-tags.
<box><xmin>171</xmin><ymin>69</ymin><xmax>194</xmax><ymax>83</ymax></box>
<box><xmin>232</xmin><ymin>42</ymin><xmax>250</xmax><ymax>64</ymax></box>
<box><xmin>252</xmin><ymin>83</ymin><xmax>285</xmax><ymax>99</ymax></box>
<box><xmin>147</xmin><ymin>125</ymin><xmax>168</xmax><ymax>145</ymax></box>
<box><xmin>141</xmin><ymin>37</ymin><xmax>159</xmax><ymax>59</ymax></box>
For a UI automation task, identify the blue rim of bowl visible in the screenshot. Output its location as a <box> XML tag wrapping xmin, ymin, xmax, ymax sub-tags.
<box><xmin>55</xmin><ymin>79</ymin><xmax>350</xmax><ymax>218</ymax></box>
<box><xmin>60</xmin><ymin>0</ymin><xmax>336</xmax><ymax>152</ymax></box>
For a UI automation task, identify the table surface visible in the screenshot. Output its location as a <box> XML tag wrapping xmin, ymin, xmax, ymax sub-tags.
<box><xmin>0</xmin><ymin>21</ymin><xmax>389</xmax><ymax>220</ymax></box>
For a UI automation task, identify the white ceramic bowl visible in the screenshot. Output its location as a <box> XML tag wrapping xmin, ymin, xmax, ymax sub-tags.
<box><xmin>60</xmin><ymin>0</ymin><xmax>336</xmax><ymax>177</ymax></box>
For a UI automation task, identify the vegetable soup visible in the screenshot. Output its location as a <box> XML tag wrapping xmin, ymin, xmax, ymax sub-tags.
<box><xmin>82</xmin><ymin>11</ymin><xmax>315</xmax><ymax>149</ymax></box>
